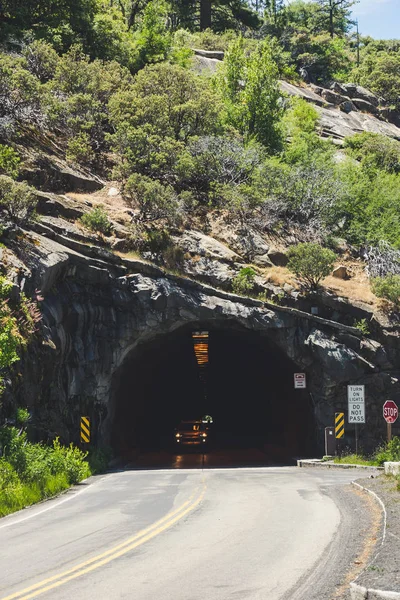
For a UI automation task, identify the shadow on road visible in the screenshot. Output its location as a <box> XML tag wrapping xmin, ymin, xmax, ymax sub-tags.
<box><xmin>123</xmin><ymin>448</ymin><xmax>297</xmax><ymax>470</ymax></box>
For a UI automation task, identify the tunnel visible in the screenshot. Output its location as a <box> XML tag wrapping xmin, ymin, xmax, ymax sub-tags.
<box><xmin>111</xmin><ymin>323</ymin><xmax>317</xmax><ymax>466</ymax></box>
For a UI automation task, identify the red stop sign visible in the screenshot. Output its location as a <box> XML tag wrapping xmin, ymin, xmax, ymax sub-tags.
<box><xmin>383</xmin><ymin>401</ymin><xmax>399</xmax><ymax>424</ymax></box>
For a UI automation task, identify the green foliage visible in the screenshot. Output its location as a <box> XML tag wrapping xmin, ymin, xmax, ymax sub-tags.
<box><xmin>0</xmin><ymin>429</ymin><xmax>91</xmax><ymax>517</ymax></box>
<box><xmin>334</xmin><ymin>454</ymin><xmax>377</xmax><ymax>466</ymax></box>
<box><xmin>353</xmin><ymin>318</ymin><xmax>370</xmax><ymax>336</ymax></box>
<box><xmin>374</xmin><ymin>437</ymin><xmax>400</xmax><ymax>466</ymax></box>
<box><xmin>124</xmin><ymin>174</ymin><xmax>180</xmax><ymax>223</ymax></box>
<box><xmin>133</xmin><ymin>0</ymin><xmax>172</xmax><ymax>70</ymax></box>
<box><xmin>80</xmin><ymin>206</ymin><xmax>112</xmax><ymax>236</ymax></box>
<box><xmin>287</xmin><ymin>243</ymin><xmax>336</xmax><ymax>290</ymax></box>
<box><xmin>354</xmin><ymin>51</ymin><xmax>400</xmax><ymax>109</ymax></box>
<box><xmin>110</xmin><ymin>62</ymin><xmax>221</xmax><ymax>180</ymax></box>
<box><xmin>217</xmin><ymin>37</ymin><xmax>283</xmax><ymax>151</ymax></box>
<box><xmin>0</xmin><ymin>146</ymin><xmax>20</xmax><ymax>179</ymax></box>
<box><xmin>344</xmin><ymin>133</ymin><xmax>400</xmax><ymax>175</ymax></box>
<box><xmin>0</xmin><ymin>177</ymin><xmax>37</xmax><ymax>224</ymax></box>
<box><xmin>16</xmin><ymin>407</ymin><xmax>30</xmax><ymax>427</ymax></box>
<box><xmin>333</xmin><ymin>160</ymin><xmax>400</xmax><ymax>248</ymax></box>
<box><xmin>371</xmin><ymin>275</ymin><xmax>400</xmax><ymax>308</ymax></box>
<box><xmin>232</xmin><ymin>267</ymin><xmax>256</xmax><ymax>295</ymax></box>
<box><xmin>66</xmin><ymin>132</ymin><xmax>94</xmax><ymax>166</ymax></box>
<box><xmin>0</xmin><ymin>53</ymin><xmax>42</xmax><ymax>130</ymax></box>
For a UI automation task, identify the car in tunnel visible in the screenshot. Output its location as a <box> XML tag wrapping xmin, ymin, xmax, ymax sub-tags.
<box><xmin>174</xmin><ymin>420</ymin><xmax>209</xmax><ymax>449</ymax></box>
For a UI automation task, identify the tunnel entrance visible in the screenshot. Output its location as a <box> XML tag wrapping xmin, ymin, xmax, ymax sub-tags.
<box><xmin>111</xmin><ymin>324</ymin><xmax>317</xmax><ymax>466</ymax></box>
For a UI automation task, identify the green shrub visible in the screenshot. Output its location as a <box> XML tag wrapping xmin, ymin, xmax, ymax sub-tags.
<box><xmin>66</xmin><ymin>133</ymin><xmax>94</xmax><ymax>166</ymax></box>
<box><xmin>232</xmin><ymin>267</ymin><xmax>256</xmax><ymax>296</ymax></box>
<box><xmin>371</xmin><ymin>274</ymin><xmax>400</xmax><ymax>307</ymax></box>
<box><xmin>16</xmin><ymin>407</ymin><xmax>30</xmax><ymax>427</ymax></box>
<box><xmin>0</xmin><ymin>429</ymin><xmax>91</xmax><ymax>516</ymax></box>
<box><xmin>124</xmin><ymin>174</ymin><xmax>180</xmax><ymax>224</ymax></box>
<box><xmin>374</xmin><ymin>437</ymin><xmax>400</xmax><ymax>466</ymax></box>
<box><xmin>353</xmin><ymin>319</ymin><xmax>370</xmax><ymax>336</ymax></box>
<box><xmin>0</xmin><ymin>146</ymin><xmax>20</xmax><ymax>179</ymax></box>
<box><xmin>80</xmin><ymin>206</ymin><xmax>112</xmax><ymax>236</ymax></box>
<box><xmin>287</xmin><ymin>243</ymin><xmax>336</xmax><ymax>291</ymax></box>
<box><xmin>0</xmin><ymin>177</ymin><xmax>37</xmax><ymax>224</ymax></box>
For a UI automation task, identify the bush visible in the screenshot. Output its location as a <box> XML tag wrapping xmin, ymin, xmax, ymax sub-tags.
<box><xmin>287</xmin><ymin>243</ymin><xmax>336</xmax><ymax>290</ymax></box>
<box><xmin>371</xmin><ymin>274</ymin><xmax>400</xmax><ymax>308</ymax></box>
<box><xmin>0</xmin><ymin>428</ymin><xmax>91</xmax><ymax>516</ymax></box>
<box><xmin>0</xmin><ymin>146</ymin><xmax>20</xmax><ymax>179</ymax></box>
<box><xmin>66</xmin><ymin>133</ymin><xmax>94</xmax><ymax>166</ymax></box>
<box><xmin>80</xmin><ymin>206</ymin><xmax>112</xmax><ymax>236</ymax></box>
<box><xmin>0</xmin><ymin>177</ymin><xmax>37</xmax><ymax>224</ymax></box>
<box><xmin>374</xmin><ymin>437</ymin><xmax>400</xmax><ymax>466</ymax></box>
<box><xmin>124</xmin><ymin>174</ymin><xmax>180</xmax><ymax>224</ymax></box>
<box><xmin>232</xmin><ymin>267</ymin><xmax>256</xmax><ymax>295</ymax></box>
<box><xmin>353</xmin><ymin>319</ymin><xmax>370</xmax><ymax>336</ymax></box>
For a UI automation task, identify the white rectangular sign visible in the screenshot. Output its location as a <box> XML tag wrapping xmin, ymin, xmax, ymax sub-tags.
<box><xmin>348</xmin><ymin>385</ymin><xmax>365</xmax><ymax>423</ymax></box>
<box><xmin>294</xmin><ymin>373</ymin><xmax>306</xmax><ymax>389</ymax></box>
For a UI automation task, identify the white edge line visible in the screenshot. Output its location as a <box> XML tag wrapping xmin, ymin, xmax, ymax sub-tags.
<box><xmin>350</xmin><ymin>480</ymin><xmax>387</xmax><ymax>588</ymax></box>
<box><xmin>0</xmin><ymin>474</ymin><xmax>108</xmax><ymax>531</ymax></box>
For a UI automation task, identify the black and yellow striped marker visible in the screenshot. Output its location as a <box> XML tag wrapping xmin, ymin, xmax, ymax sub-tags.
<box><xmin>335</xmin><ymin>412</ymin><xmax>345</xmax><ymax>439</ymax></box>
<box><xmin>80</xmin><ymin>416</ymin><xmax>90</xmax><ymax>444</ymax></box>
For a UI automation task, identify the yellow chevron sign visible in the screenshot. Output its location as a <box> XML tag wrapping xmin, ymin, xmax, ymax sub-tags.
<box><xmin>80</xmin><ymin>416</ymin><xmax>90</xmax><ymax>444</ymax></box>
<box><xmin>335</xmin><ymin>412</ymin><xmax>345</xmax><ymax>439</ymax></box>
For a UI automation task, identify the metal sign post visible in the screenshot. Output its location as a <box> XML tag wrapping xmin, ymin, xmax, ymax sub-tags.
<box><xmin>348</xmin><ymin>385</ymin><xmax>365</xmax><ymax>454</ymax></box>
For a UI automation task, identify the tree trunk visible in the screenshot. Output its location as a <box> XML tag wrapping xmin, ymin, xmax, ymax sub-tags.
<box><xmin>200</xmin><ymin>0</ymin><xmax>212</xmax><ymax>30</ymax></box>
<box><xmin>329</xmin><ymin>0</ymin><xmax>334</xmax><ymax>37</ymax></box>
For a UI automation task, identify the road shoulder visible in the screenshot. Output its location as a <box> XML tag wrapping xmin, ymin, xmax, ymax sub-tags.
<box><xmin>350</xmin><ymin>475</ymin><xmax>400</xmax><ymax>599</ymax></box>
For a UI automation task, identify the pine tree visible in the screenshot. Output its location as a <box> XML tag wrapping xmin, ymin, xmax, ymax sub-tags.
<box><xmin>314</xmin><ymin>0</ymin><xmax>358</xmax><ymax>38</ymax></box>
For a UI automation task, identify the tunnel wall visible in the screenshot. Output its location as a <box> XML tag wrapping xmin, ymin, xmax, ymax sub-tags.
<box><xmin>34</xmin><ymin>271</ymin><xmax>400</xmax><ymax>454</ymax></box>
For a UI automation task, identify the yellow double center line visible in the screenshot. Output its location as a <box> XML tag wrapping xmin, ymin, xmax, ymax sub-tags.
<box><xmin>1</xmin><ymin>483</ymin><xmax>206</xmax><ymax>600</ymax></box>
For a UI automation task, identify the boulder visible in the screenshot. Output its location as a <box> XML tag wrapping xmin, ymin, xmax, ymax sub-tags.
<box><xmin>379</xmin><ymin>107</ymin><xmax>400</xmax><ymax>127</ymax></box>
<box><xmin>384</xmin><ymin>462</ymin><xmax>400</xmax><ymax>476</ymax></box>
<box><xmin>331</xmin><ymin>82</ymin><xmax>348</xmax><ymax>96</ymax></box>
<box><xmin>34</xmin><ymin>191</ymin><xmax>84</xmax><ymax>220</ymax></box>
<box><xmin>352</xmin><ymin>98</ymin><xmax>379</xmax><ymax>115</ymax></box>
<box><xmin>112</xmin><ymin>238</ymin><xmax>129</xmax><ymax>252</ymax></box>
<box><xmin>172</xmin><ymin>230</ymin><xmax>241</xmax><ymax>263</ymax></box>
<box><xmin>193</xmin><ymin>48</ymin><xmax>224</xmax><ymax>60</ymax></box>
<box><xmin>332</xmin><ymin>265</ymin><xmax>350</xmax><ymax>279</ymax></box>
<box><xmin>183</xmin><ymin>256</ymin><xmax>238</xmax><ymax>289</ymax></box>
<box><xmin>21</xmin><ymin>158</ymin><xmax>103</xmax><ymax>193</ymax></box>
<box><xmin>321</xmin><ymin>89</ymin><xmax>351</xmax><ymax>106</ymax></box>
<box><xmin>341</xmin><ymin>84</ymin><xmax>380</xmax><ymax>107</ymax></box>
<box><xmin>339</xmin><ymin>101</ymin><xmax>355</xmax><ymax>114</ymax></box>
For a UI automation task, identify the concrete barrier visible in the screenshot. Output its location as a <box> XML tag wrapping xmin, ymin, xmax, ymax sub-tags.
<box><xmin>384</xmin><ymin>462</ymin><xmax>400</xmax><ymax>476</ymax></box>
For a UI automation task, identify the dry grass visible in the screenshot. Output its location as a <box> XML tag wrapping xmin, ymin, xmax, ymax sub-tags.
<box><xmin>262</xmin><ymin>266</ymin><xmax>298</xmax><ymax>288</ymax></box>
<box><xmin>261</xmin><ymin>259</ymin><xmax>379</xmax><ymax>309</ymax></box>
<box><xmin>66</xmin><ymin>183</ymin><xmax>134</xmax><ymax>225</ymax></box>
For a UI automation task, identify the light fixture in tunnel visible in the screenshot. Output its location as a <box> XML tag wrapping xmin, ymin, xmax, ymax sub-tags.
<box><xmin>192</xmin><ymin>331</ymin><xmax>209</xmax><ymax>368</ymax></box>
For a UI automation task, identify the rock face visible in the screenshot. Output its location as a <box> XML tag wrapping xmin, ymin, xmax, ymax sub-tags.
<box><xmin>4</xmin><ymin>227</ymin><xmax>399</xmax><ymax>456</ymax></box>
<box><xmin>280</xmin><ymin>80</ymin><xmax>400</xmax><ymax>143</ymax></box>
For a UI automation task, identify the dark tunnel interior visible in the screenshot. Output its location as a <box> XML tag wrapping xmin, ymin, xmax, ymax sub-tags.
<box><xmin>111</xmin><ymin>324</ymin><xmax>317</xmax><ymax>466</ymax></box>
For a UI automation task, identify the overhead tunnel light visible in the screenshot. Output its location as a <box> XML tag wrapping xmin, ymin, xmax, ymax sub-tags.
<box><xmin>192</xmin><ymin>331</ymin><xmax>209</xmax><ymax>368</ymax></box>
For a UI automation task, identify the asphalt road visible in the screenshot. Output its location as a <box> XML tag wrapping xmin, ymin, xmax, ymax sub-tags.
<box><xmin>0</xmin><ymin>463</ymin><xmax>377</xmax><ymax>600</ymax></box>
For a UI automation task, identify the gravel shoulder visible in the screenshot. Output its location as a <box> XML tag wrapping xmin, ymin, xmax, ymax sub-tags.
<box><xmin>352</xmin><ymin>474</ymin><xmax>400</xmax><ymax>594</ymax></box>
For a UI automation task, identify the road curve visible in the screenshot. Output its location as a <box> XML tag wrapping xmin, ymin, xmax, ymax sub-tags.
<box><xmin>0</xmin><ymin>466</ymin><xmax>376</xmax><ymax>600</ymax></box>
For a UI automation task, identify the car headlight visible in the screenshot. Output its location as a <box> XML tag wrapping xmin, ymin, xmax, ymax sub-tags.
<box><xmin>175</xmin><ymin>433</ymin><xmax>181</xmax><ymax>438</ymax></box>
<box><xmin>201</xmin><ymin>433</ymin><xmax>207</xmax><ymax>438</ymax></box>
